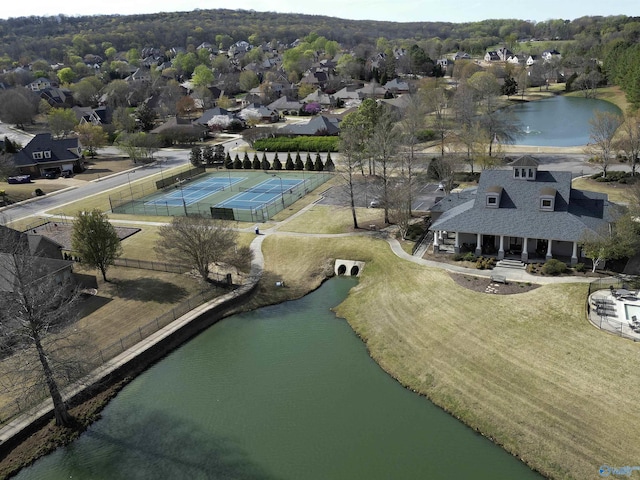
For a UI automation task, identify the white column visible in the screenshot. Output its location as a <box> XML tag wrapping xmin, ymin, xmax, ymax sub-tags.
<box><xmin>522</xmin><ymin>237</ymin><xmax>529</xmax><ymax>262</ymax></box>
<box><xmin>454</xmin><ymin>232</ymin><xmax>460</xmax><ymax>254</ymax></box>
<box><xmin>571</xmin><ymin>241</ymin><xmax>578</xmax><ymax>265</ymax></box>
<box><xmin>498</xmin><ymin>235</ymin><xmax>505</xmax><ymax>260</ymax></box>
<box><xmin>546</xmin><ymin>239</ymin><xmax>553</xmax><ymax>260</ymax></box>
<box><xmin>475</xmin><ymin>233</ymin><xmax>482</xmax><ymax>256</ymax></box>
<box><xmin>433</xmin><ymin>230</ymin><xmax>439</xmax><ymax>252</ymax></box>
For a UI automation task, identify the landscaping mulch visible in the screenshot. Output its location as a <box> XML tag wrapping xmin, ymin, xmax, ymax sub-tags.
<box><xmin>449</xmin><ymin>272</ymin><xmax>540</xmax><ymax>295</ymax></box>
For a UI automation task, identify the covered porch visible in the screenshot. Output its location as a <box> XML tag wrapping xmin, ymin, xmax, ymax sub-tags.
<box><xmin>432</xmin><ymin>230</ymin><xmax>580</xmax><ymax>265</ymax></box>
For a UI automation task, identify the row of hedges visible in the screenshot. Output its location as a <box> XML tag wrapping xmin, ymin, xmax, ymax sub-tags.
<box><xmin>253</xmin><ymin>136</ymin><xmax>339</xmax><ymax>152</ymax></box>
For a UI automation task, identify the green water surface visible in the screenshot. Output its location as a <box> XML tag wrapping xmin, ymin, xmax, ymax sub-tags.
<box><xmin>16</xmin><ymin>277</ymin><xmax>543</xmax><ymax>479</ymax></box>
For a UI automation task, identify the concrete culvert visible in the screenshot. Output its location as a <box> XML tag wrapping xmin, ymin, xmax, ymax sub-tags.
<box><xmin>350</xmin><ymin>265</ymin><xmax>359</xmax><ymax>276</ymax></box>
<box><xmin>337</xmin><ymin>264</ymin><xmax>347</xmax><ymax>275</ymax></box>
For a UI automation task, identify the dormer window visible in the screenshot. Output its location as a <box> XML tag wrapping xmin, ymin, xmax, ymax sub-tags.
<box><xmin>43</xmin><ymin>150</ymin><xmax>51</xmax><ymax>159</ymax></box>
<box><xmin>511</xmin><ymin>156</ymin><xmax>539</xmax><ymax>180</ymax></box>
<box><xmin>540</xmin><ymin>187</ymin><xmax>556</xmax><ymax>211</ymax></box>
<box><xmin>486</xmin><ymin>185</ymin><xmax>502</xmax><ymax>208</ymax></box>
<box><xmin>33</xmin><ymin>151</ymin><xmax>43</xmax><ymax>160</ymax></box>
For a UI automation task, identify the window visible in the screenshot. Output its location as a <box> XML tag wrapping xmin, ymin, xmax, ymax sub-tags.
<box><xmin>32</xmin><ymin>152</ymin><xmax>43</xmax><ymax>160</ymax></box>
<box><xmin>514</xmin><ymin>168</ymin><xmax>520</xmax><ymax>178</ymax></box>
<box><xmin>528</xmin><ymin>168</ymin><xmax>534</xmax><ymax>178</ymax></box>
<box><xmin>486</xmin><ymin>195</ymin><xmax>498</xmax><ymax>207</ymax></box>
<box><xmin>540</xmin><ymin>198</ymin><xmax>554</xmax><ymax>211</ymax></box>
<box><xmin>43</xmin><ymin>150</ymin><xmax>51</xmax><ymax>158</ymax></box>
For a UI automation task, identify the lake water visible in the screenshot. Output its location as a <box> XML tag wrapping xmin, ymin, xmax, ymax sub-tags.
<box><xmin>15</xmin><ymin>277</ymin><xmax>542</xmax><ymax>479</ymax></box>
<box><xmin>510</xmin><ymin>95</ymin><xmax>622</xmax><ymax>147</ymax></box>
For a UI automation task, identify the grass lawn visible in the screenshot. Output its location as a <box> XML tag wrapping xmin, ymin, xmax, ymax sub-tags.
<box><xmin>278</xmin><ymin>204</ymin><xmax>385</xmax><ymax>234</ymax></box>
<box><xmin>256</xmin><ymin>234</ymin><xmax>640</xmax><ymax>480</ymax></box>
<box><xmin>572</xmin><ymin>176</ymin><xmax>633</xmax><ymax>204</ymax></box>
<box><xmin>1</xmin><ymin>181</ymin><xmax>71</xmax><ymax>203</ymax></box>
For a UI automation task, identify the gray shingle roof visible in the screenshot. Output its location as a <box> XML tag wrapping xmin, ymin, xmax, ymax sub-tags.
<box><xmin>431</xmin><ymin>167</ymin><xmax>621</xmax><ymax>242</ymax></box>
<box><xmin>12</xmin><ymin>133</ymin><xmax>81</xmax><ymax>167</ymax></box>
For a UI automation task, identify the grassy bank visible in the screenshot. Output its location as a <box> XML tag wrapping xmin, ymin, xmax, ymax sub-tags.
<box><xmin>302</xmin><ymin>235</ymin><xmax>639</xmax><ymax>480</ymax></box>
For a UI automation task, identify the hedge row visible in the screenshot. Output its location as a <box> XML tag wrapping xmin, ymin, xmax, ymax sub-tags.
<box><xmin>253</xmin><ymin>136</ymin><xmax>339</xmax><ymax>152</ymax></box>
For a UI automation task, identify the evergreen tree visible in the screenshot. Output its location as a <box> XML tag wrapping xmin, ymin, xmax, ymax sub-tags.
<box><xmin>243</xmin><ymin>154</ymin><xmax>252</xmax><ymax>169</ymax></box>
<box><xmin>305</xmin><ymin>152</ymin><xmax>315</xmax><ymax>171</ymax></box>
<box><xmin>202</xmin><ymin>145</ymin><xmax>214</xmax><ymax>165</ymax></box>
<box><xmin>273</xmin><ymin>154</ymin><xmax>282</xmax><ymax>170</ymax></box>
<box><xmin>262</xmin><ymin>152</ymin><xmax>272</xmax><ymax>170</ymax></box>
<box><xmin>325</xmin><ymin>151</ymin><xmax>335</xmax><ymax>171</ymax></box>
<box><xmin>225</xmin><ymin>152</ymin><xmax>233</xmax><ymax>169</ymax></box>
<box><xmin>252</xmin><ymin>156</ymin><xmax>261</xmax><ymax>169</ymax></box>
<box><xmin>285</xmin><ymin>153</ymin><xmax>295</xmax><ymax>170</ymax></box>
<box><xmin>314</xmin><ymin>152</ymin><xmax>324</xmax><ymax>171</ymax></box>
<box><xmin>190</xmin><ymin>146</ymin><xmax>202</xmax><ymax>167</ymax></box>
<box><xmin>294</xmin><ymin>152</ymin><xmax>303</xmax><ymax>170</ymax></box>
<box><xmin>233</xmin><ymin>154</ymin><xmax>242</xmax><ymax>169</ymax></box>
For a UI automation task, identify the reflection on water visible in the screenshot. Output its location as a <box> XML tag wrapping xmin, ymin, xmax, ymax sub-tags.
<box><xmin>16</xmin><ymin>277</ymin><xmax>542</xmax><ymax>480</ymax></box>
<box><xmin>511</xmin><ymin>96</ymin><xmax>622</xmax><ymax>147</ymax></box>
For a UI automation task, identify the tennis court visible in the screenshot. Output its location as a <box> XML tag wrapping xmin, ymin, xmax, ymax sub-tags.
<box><xmin>217</xmin><ymin>178</ymin><xmax>303</xmax><ymax>210</ymax></box>
<box><xmin>110</xmin><ymin>170</ymin><xmax>332</xmax><ymax>222</ymax></box>
<box><xmin>145</xmin><ymin>176</ymin><xmax>245</xmax><ymax>207</ymax></box>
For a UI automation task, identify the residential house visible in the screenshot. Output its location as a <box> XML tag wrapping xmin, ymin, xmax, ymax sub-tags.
<box><xmin>497</xmin><ymin>47</ymin><xmax>513</xmax><ymax>61</ymax></box>
<box><xmin>28</xmin><ymin>77</ymin><xmax>54</xmax><ymax>92</ymax></box>
<box><xmin>277</xmin><ymin>115</ymin><xmax>340</xmax><ymax>136</ymax></box>
<box><xmin>356</xmin><ymin>82</ymin><xmax>388</xmax><ymax>99</ymax></box>
<box><xmin>429</xmin><ymin>156</ymin><xmax>622</xmax><ymax>265</ymax></box>
<box><xmin>72</xmin><ymin>106</ymin><xmax>111</xmax><ymax>125</ymax></box>
<box><xmin>301</xmin><ymin>90</ymin><xmax>336</xmax><ymax>109</ymax></box>
<box><xmin>239</xmin><ymin>103</ymin><xmax>279</xmax><ymax>123</ymax></box>
<box><xmin>384</xmin><ymin>78</ymin><xmax>410</xmax><ymax>94</ymax></box>
<box><xmin>526</xmin><ymin>55</ymin><xmax>540</xmax><ymax>66</ymax></box>
<box><xmin>542</xmin><ymin>49</ymin><xmax>562</xmax><ymax>62</ymax></box>
<box><xmin>150</xmin><ymin>116</ymin><xmax>208</xmax><ymax>139</ymax></box>
<box><xmin>194</xmin><ymin>107</ymin><xmax>242</xmax><ymax>131</ymax></box>
<box><xmin>12</xmin><ymin>133</ymin><xmax>83</xmax><ymax>177</ymax></box>
<box><xmin>40</xmin><ymin>86</ymin><xmax>73</xmax><ymax>108</ymax></box>
<box><xmin>484</xmin><ymin>51</ymin><xmax>500</xmax><ymax>62</ymax></box>
<box><xmin>268</xmin><ymin>96</ymin><xmax>303</xmax><ymax>116</ymax></box>
<box><xmin>507</xmin><ymin>54</ymin><xmax>527</xmax><ymax>65</ymax></box>
<box><xmin>453</xmin><ymin>51</ymin><xmax>471</xmax><ymax>61</ymax></box>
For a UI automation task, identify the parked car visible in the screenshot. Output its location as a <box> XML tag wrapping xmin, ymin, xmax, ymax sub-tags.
<box><xmin>7</xmin><ymin>175</ymin><xmax>31</xmax><ymax>184</ymax></box>
<box><xmin>60</xmin><ymin>170</ymin><xmax>72</xmax><ymax>178</ymax></box>
<box><xmin>43</xmin><ymin>170</ymin><xmax>59</xmax><ymax>179</ymax></box>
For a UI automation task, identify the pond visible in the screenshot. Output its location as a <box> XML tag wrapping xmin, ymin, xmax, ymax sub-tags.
<box><xmin>16</xmin><ymin>277</ymin><xmax>543</xmax><ymax>479</ymax></box>
<box><xmin>510</xmin><ymin>95</ymin><xmax>622</xmax><ymax>147</ymax></box>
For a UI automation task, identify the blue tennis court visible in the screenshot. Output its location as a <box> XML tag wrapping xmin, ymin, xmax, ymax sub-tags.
<box><xmin>216</xmin><ymin>178</ymin><xmax>303</xmax><ymax>209</ymax></box>
<box><xmin>145</xmin><ymin>177</ymin><xmax>246</xmax><ymax>207</ymax></box>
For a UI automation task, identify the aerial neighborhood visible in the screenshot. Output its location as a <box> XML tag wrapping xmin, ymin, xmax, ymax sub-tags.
<box><xmin>1</xmin><ymin>9</ymin><xmax>640</xmax><ymax>480</ymax></box>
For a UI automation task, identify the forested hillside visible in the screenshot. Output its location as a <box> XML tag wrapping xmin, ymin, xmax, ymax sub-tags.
<box><xmin>0</xmin><ymin>10</ymin><xmax>637</xmax><ymax>64</ymax></box>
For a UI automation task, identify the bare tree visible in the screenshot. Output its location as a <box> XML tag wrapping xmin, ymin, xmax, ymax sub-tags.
<box><xmin>616</xmin><ymin>113</ymin><xmax>640</xmax><ymax>176</ymax></box>
<box><xmin>338</xmin><ymin>123</ymin><xmax>365</xmax><ymax>229</ymax></box>
<box><xmin>368</xmin><ymin>109</ymin><xmax>401</xmax><ymax>224</ymax></box>
<box><xmin>399</xmin><ymin>95</ymin><xmax>427</xmax><ymax>215</ymax></box>
<box><xmin>0</xmin><ymin>227</ymin><xmax>90</xmax><ymax>427</ymax></box>
<box><xmin>585</xmin><ymin>111</ymin><xmax>624</xmax><ymax>178</ymax></box>
<box><xmin>156</xmin><ymin>215</ymin><xmax>246</xmax><ymax>282</ymax></box>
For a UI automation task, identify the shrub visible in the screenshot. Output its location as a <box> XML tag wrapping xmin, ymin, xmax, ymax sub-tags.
<box><xmin>34</xmin><ymin>188</ymin><xmax>45</xmax><ymax>196</ymax></box>
<box><xmin>453</xmin><ymin>253</ymin><xmax>465</xmax><ymax>261</ymax></box>
<box><xmin>574</xmin><ymin>262</ymin><xmax>586</xmax><ymax>273</ymax></box>
<box><xmin>254</xmin><ymin>137</ymin><xmax>338</xmax><ymax>152</ymax></box>
<box><xmin>475</xmin><ymin>256</ymin><xmax>494</xmax><ymax>270</ymax></box>
<box><xmin>463</xmin><ymin>251</ymin><xmax>476</xmax><ymax>262</ymax></box>
<box><xmin>542</xmin><ymin>258</ymin><xmax>566</xmax><ymax>275</ymax></box>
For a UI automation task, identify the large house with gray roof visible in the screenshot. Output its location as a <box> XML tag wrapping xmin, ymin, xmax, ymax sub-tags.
<box><xmin>12</xmin><ymin>133</ymin><xmax>83</xmax><ymax>178</ymax></box>
<box><xmin>429</xmin><ymin>157</ymin><xmax>623</xmax><ymax>265</ymax></box>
